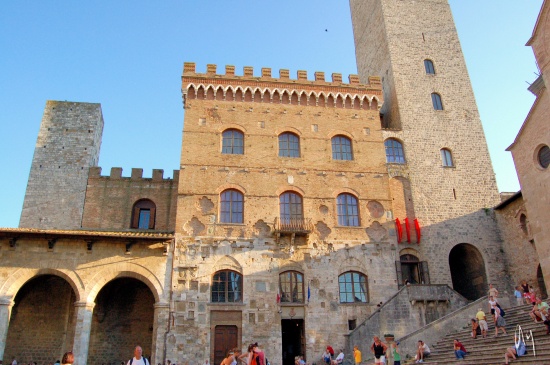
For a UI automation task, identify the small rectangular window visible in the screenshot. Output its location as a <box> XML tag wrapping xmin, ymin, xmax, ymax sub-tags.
<box><xmin>348</xmin><ymin>319</ymin><xmax>357</xmax><ymax>330</ymax></box>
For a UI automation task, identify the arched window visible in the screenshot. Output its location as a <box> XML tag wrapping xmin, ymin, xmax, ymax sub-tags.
<box><xmin>212</xmin><ymin>270</ymin><xmax>242</xmax><ymax>303</ymax></box>
<box><xmin>338</xmin><ymin>271</ymin><xmax>368</xmax><ymax>303</ymax></box>
<box><xmin>279</xmin><ymin>271</ymin><xmax>304</xmax><ymax>303</ymax></box>
<box><xmin>279</xmin><ymin>192</ymin><xmax>303</xmax><ymax>223</ymax></box>
<box><xmin>431</xmin><ymin>93</ymin><xmax>443</xmax><ymax>110</ymax></box>
<box><xmin>538</xmin><ymin>145</ymin><xmax>550</xmax><ymax>169</ymax></box>
<box><xmin>337</xmin><ymin>193</ymin><xmax>359</xmax><ymax>226</ymax></box>
<box><xmin>331</xmin><ymin>135</ymin><xmax>353</xmax><ymax>160</ymax></box>
<box><xmin>279</xmin><ymin>132</ymin><xmax>300</xmax><ymax>158</ymax></box>
<box><xmin>384</xmin><ymin>139</ymin><xmax>406</xmax><ymax>164</ymax></box>
<box><xmin>220</xmin><ymin>189</ymin><xmax>244</xmax><ymax>223</ymax></box>
<box><xmin>222</xmin><ymin>129</ymin><xmax>244</xmax><ymax>154</ymax></box>
<box><xmin>441</xmin><ymin>148</ymin><xmax>454</xmax><ymax>167</ymax></box>
<box><xmin>131</xmin><ymin>199</ymin><xmax>156</xmax><ymax>229</ymax></box>
<box><xmin>519</xmin><ymin>214</ymin><xmax>529</xmax><ymax>236</ymax></box>
<box><xmin>424</xmin><ymin>59</ymin><xmax>435</xmax><ymax>75</ymax></box>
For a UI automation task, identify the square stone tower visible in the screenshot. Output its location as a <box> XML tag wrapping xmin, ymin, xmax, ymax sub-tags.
<box><xmin>350</xmin><ymin>0</ymin><xmax>504</xmax><ymax>298</ymax></box>
<box><xmin>20</xmin><ymin>100</ymin><xmax>104</xmax><ymax>229</ymax></box>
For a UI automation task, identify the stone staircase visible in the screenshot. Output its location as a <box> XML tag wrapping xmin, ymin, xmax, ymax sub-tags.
<box><xmin>408</xmin><ymin>303</ymin><xmax>550</xmax><ymax>365</ymax></box>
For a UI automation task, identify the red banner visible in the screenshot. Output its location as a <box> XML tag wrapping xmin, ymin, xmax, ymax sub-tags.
<box><xmin>414</xmin><ymin>218</ymin><xmax>421</xmax><ymax>244</ymax></box>
<box><xmin>395</xmin><ymin>218</ymin><xmax>402</xmax><ymax>243</ymax></box>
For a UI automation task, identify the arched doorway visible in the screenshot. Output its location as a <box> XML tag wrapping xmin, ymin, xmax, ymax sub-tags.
<box><xmin>449</xmin><ymin>243</ymin><xmax>487</xmax><ymax>300</ymax></box>
<box><xmin>5</xmin><ymin>275</ymin><xmax>76</xmax><ymax>364</ymax></box>
<box><xmin>537</xmin><ymin>265</ymin><xmax>548</xmax><ymax>299</ymax></box>
<box><xmin>87</xmin><ymin>278</ymin><xmax>155</xmax><ymax>365</ymax></box>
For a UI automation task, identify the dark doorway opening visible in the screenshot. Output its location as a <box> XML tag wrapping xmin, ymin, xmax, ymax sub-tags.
<box><xmin>537</xmin><ymin>265</ymin><xmax>548</xmax><ymax>299</ymax></box>
<box><xmin>281</xmin><ymin>319</ymin><xmax>305</xmax><ymax>365</ymax></box>
<box><xmin>5</xmin><ymin>275</ymin><xmax>76</xmax><ymax>364</ymax></box>
<box><xmin>87</xmin><ymin>278</ymin><xmax>155</xmax><ymax>364</ymax></box>
<box><xmin>214</xmin><ymin>325</ymin><xmax>238</xmax><ymax>365</ymax></box>
<box><xmin>449</xmin><ymin>243</ymin><xmax>487</xmax><ymax>300</ymax></box>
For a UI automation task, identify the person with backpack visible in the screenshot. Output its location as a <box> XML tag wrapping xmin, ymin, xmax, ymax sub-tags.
<box><xmin>247</xmin><ymin>343</ymin><xmax>265</xmax><ymax>365</ymax></box>
<box><xmin>127</xmin><ymin>346</ymin><xmax>149</xmax><ymax>365</ymax></box>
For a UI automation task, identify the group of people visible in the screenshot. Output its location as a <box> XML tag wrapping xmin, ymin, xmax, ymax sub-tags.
<box><xmin>9</xmin><ymin>353</ymin><xmax>74</xmax><ymax>365</ymax></box>
<box><xmin>321</xmin><ymin>346</ymin><xmax>343</xmax><ymax>365</ymax></box>
<box><xmin>219</xmin><ymin>343</ymin><xmax>267</xmax><ymax>365</ymax></box>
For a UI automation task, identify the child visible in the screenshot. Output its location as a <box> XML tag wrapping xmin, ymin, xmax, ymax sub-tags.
<box><xmin>514</xmin><ymin>286</ymin><xmax>524</xmax><ymax>306</ymax></box>
<box><xmin>471</xmin><ymin>318</ymin><xmax>479</xmax><ymax>339</ymax></box>
<box><xmin>392</xmin><ymin>342</ymin><xmax>401</xmax><ymax>365</ymax></box>
<box><xmin>353</xmin><ymin>346</ymin><xmax>361</xmax><ymax>365</ymax></box>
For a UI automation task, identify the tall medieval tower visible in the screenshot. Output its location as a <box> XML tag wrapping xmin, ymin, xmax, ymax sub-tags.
<box><xmin>350</xmin><ymin>0</ymin><xmax>504</xmax><ymax>298</ymax></box>
<box><xmin>20</xmin><ymin>100</ymin><xmax>104</xmax><ymax>229</ymax></box>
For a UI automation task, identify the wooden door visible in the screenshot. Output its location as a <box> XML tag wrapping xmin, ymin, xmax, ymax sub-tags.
<box><xmin>214</xmin><ymin>325</ymin><xmax>238</xmax><ymax>365</ymax></box>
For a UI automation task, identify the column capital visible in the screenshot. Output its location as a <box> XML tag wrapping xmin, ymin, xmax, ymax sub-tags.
<box><xmin>0</xmin><ymin>299</ymin><xmax>13</xmax><ymax>307</ymax></box>
<box><xmin>154</xmin><ymin>302</ymin><xmax>170</xmax><ymax>309</ymax></box>
<box><xmin>74</xmin><ymin>301</ymin><xmax>96</xmax><ymax>310</ymax></box>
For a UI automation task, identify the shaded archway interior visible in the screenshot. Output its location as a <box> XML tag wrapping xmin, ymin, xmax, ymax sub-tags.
<box><xmin>5</xmin><ymin>275</ymin><xmax>76</xmax><ymax>364</ymax></box>
<box><xmin>87</xmin><ymin>277</ymin><xmax>155</xmax><ymax>364</ymax></box>
<box><xmin>449</xmin><ymin>243</ymin><xmax>488</xmax><ymax>300</ymax></box>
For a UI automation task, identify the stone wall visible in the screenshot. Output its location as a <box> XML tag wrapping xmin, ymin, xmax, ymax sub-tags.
<box><xmin>346</xmin><ymin>285</ymin><xmax>469</xmax><ymax>362</ymax></box>
<box><xmin>350</xmin><ymin>0</ymin><xmax>505</xmax><ymax>293</ymax></box>
<box><xmin>20</xmin><ymin>101</ymin><xmax>104</xmax><ymax>230</ymax></box>
<box><xmin>495</xmin><ymin>195</ymin><xmax>542</xmax><ymax>295</ymax></box>
<box><xmin>0</xmin><ymin>231</ymin><xmax>171</xmax><ymax>365</ymax></box>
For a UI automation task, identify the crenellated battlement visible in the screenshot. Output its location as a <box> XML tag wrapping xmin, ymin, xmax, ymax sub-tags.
<box><xmin>88</xmin><ymin>167</ymin><xmax>179</xmax><ymax>181</ymax></box>
<box><xmin>181</xmin><ymin>62</ymin><xmax>383</xmax><ymax>110</ymax></box>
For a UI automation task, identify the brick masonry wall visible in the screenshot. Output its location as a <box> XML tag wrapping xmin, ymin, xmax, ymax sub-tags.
<box><xmin>82</xmin><ymin>167</ymin><xmax>179</xmax><ymax>231</ymax></box>
<box><xmin>169</xmin><ymin>70</ymin><xmax>403</xmax><ymax>365</ymax></box>
<box><xmin>20</xmin><ymin>101</ymin><xmax>104</xmax><ymax>230</ymax></box>
<box><xmin>350</xmin><ymin>0</ymin><xmax>506</xmax><ymax>291</ymax></box>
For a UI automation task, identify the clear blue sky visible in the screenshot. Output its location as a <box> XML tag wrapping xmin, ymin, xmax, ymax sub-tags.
<box><xmin>0</xmin><ymin>1</ymin><xmax>542</xmax><ymax>228</ymax></box>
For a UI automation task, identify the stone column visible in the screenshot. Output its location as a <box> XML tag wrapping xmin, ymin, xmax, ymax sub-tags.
<box><xmin>152</xmin><ymin>302</ymin><xmax>170</xmax><ymax>365</ymax></box>
<box><xmin>0</xmin><ymin>300</ymin><xmax>14</xmax><ymax>361</ymax></box>
<box><xmin>73</xmin><ymin>301</ymin><xmax>95</xmax><ymax>365</ymax></box>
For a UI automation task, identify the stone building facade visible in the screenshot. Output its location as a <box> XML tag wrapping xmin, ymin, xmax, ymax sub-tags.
<box><xmin>506</xmin><ymin>0</ymin><xmax>550</xmax><ymax>293</ymax></box>
<box><xmin>0</xmin><ymin>1</ymin><xmax>546</xmax><ymax>365</ymax></box>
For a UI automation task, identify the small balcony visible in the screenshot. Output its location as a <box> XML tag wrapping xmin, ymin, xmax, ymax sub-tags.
<box><xmin>274</xmin><ymin>217</ymin><xmax>313</xmax><ymax>244</ymax></box>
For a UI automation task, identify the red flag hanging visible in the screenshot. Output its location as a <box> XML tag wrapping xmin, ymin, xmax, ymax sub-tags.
<box><xmin>414</xmin><ymin>218</ymin><xmax>421</xmax><ymax>244</ymax></box>
<box><xmin>395</xmin><ymin>218</ymin><xmax>402</xmax><ymax>243</ymax></box>
<box><xmin>405</xmin><ymin>217</ymin><xmax>411</xmax><ymax>244</ymax></box>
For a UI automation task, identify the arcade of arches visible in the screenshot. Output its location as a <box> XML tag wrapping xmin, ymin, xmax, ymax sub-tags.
<box><xmin>4</xmin><ymin>276</ymin><xmax>155</xmax><ymax>365</ymax></box>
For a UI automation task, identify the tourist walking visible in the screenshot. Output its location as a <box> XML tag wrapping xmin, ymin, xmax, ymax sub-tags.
<box><xmin>127</xmin><ymin>346</ymin><xmax>149</xmax><ymax>365</ymax></box>
<box><xmin>370</xmin><ymin>336</ymin><xmax>387</xmax><ymax>364</ymax></box>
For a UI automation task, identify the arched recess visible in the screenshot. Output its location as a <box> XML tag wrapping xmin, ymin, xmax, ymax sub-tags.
<box><xmin>4</xmin><ymin>274</ymin><xmax>78</xmax><ymax>364</ymax></box>
<box><xmin>85</xmin><ymin>264</ymin><xmax>163</xmax><ymax>304</ymax></box>
<box><xmin>449</xmin><ymin>243</ymin><xmax>487</xmax><ymax>300</ymax></box>
<box><xmin>87</xmin><ymin>277</ymin><xmax>155</xmax><ymax>364</ymax></box>
<box><xmin>338</xmin><ymin>257</ymin><xmax>367</xmax><ymax>276</ymax></box>
<box><xmin>389</xmin><ymin>176</ymin><xmax>415</xmax><ymax>219</ymax></box>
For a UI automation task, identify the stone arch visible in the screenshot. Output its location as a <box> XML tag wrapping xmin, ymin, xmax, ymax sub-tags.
<box><xmin>275</xmin><ymin>126</ymin><xmax>303</xmax><ymax>137</ymax></box>
<box><xmin>197</xmin><ymin>85</ymin><xmax>206</xmax><ymax>99</ymax></box>
<box><xmin>187</xmin><ymin>84</ymin><xmax>197</xmax><ymax>99</ymax></box>
<box><xmin>327</xmin><ymin>130</ymin><xmax>355</xmax><ymax>140</ymax></box>
<box><xmin>272</xmin><ymin>90</ymin><xmax>281</xmax><ymax>104</ymax></box>
<box><xmin>448</xmin><ymin>243</ymin><xmax>488</xmax><ymax>300</ymax></box>
<box><xmin>212</xmin><ymin>255</ymin><xmax>243</xmax><ymax>273</ymax></box>
<box><xmin>218</xmin><ymin>124</ymin><xmax>247</xmax><ymax>134</ymax></box>
<box><xmin>399</xmin><ymin>247</ymin><xmax>421</xmax><ymax>259</ymax></box>
<box><xmin>353</xmin><ymin>96</ymin><xmax>361</xmax><ymax>110</ymax></box>
<box><xmin>290</xmin><ymin>91</ymin><xmax>299</xmax><ymax>105</ymax></box>
<box><xmin>327</xmin><ymin>94</ymin><xmax>335</xmax><ymax>108</ymax></box>
<box><xmin>338</xmin><ymin>257</ymin><xmax>367</xmax><ymax>276</ymax></box>
<box><xmin>85</xmin><ymin>263</ymin><xmax>163</xmax><ymax>304</ymax></box>
<box><xmin>332</xmin><ymin>187</ymin><xmax>360</xmax><ymax>198</ymax></box>
<box><xmin>244</xmin><ymin>88</ymin><xmax>253</xmax><ymax>102</ymax></box>
<box><xmin>278</xmin><ymin>260</ymin><xmax>304</xmax><ymax>274</ymax></box>
<box><xmin>0</xmin><ymin>267</ymin><xmax>84</xmax><ymax>303</ymax></box>
<box><xmin>234</xmin><ymin>88</ymin><xmax>243</xmax><ymax>102</ymax></box>
<box><xmin>318</xmin><ymin>93</ymin><xmax>326</xmax><ymax>107</ymax></box>
<box><xmin>215</xmin><ymin>87</ymin><xmax>224</xmax><ymax>101</ymax></box>
<box><xmin>335</xmin><ymin>94</ymin><xmax>344</xmax><ymax>108</ymax></box>
<box><xmin>344</xmin><ymin>95</ymin><xmax>353</xmax><ymax>109</ymax></box>
<box><xmin>216</xmin><ymin>183</ymin><xmax>247</xmax><ymax>195</ymax></box>
<box><xmin>276</xmin><ymin>185</ymin><xmax>306</xmax><ymax>197</ymax></box>
<box><xmin>371</xmin><ymin>96</ymin><xmax>380</xmax><ymax>110</ymax></box>
<box><xmin>206</xmin><ymin>85</ymin><xmax>215</xmax><ymax>100</ymax></box>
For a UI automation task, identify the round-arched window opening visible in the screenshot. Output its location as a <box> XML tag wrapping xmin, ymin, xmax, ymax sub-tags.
<box><xmin>538</xmin><ymin>145</ymin><xmax>550</xmax><ymax>169</ymax></box>
<box><xmin>519</xmin><ymin>214</ymin><xmax>529</xmax><ymax>236</ymax></box>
